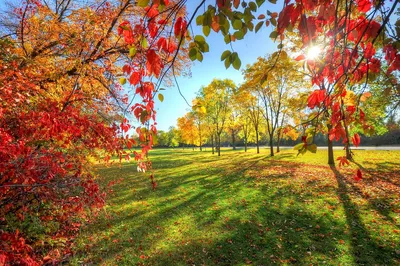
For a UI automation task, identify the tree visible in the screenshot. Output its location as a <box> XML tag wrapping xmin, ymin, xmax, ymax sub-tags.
<box><xmin>226</xmin><ymin>90</ymin><xmax>242</xmax><ymax>150</ymax></box>
<box><xmin>238</xmin><ymin>86</ymin><xmax>262</xmax><ymax>154</ymax></box>
<box><xmin>192</xmin><ymin>97</ymin><xmax>208</xmax><ymax>151</ymax></box>
<box><xmin>244</xmin><ymin>53</ymin><xmax>301</xmax><ymax>156</ymax></box>
<box><xmin>177</xmin><ymin>112</ymin><xmax>198</xmax><ymax>149</ymax></box>
<box><xmin>0</xmin><ymin>0</ymin><xmax>187</xmax><ymax>262</ymax></box>
<box><xmin>201</xmin><ymin>79</ymin><xmax>236</xmax><ymax>156</ymax></box>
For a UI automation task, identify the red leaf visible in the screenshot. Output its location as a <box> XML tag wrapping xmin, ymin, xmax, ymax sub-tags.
<box><xmin>307</xmin><ymin>89</ymin><xmax>325</xmax><ymax>109</ymax></box>
<box><xmin>146</xmin><ymin>49</ymin><xmax>163</xmax><ymax>78</ymax></box>
<box><xmin>174</xmin><ymin>17</ymin><xmax>183</xmax><ymax>37</ymax></box>
<box><xmin>356</xmin><ymin>0</ymin><xmax>372</xmax><ymax>13</ymax></box>
<box><xmin>145</xmin><ymin>5</ymin><xmax>159</xmax><ymax>18</ymax></box>
<box><xmin>122</xmin><ymin>64</ymin><xmax>131</xmax><ymax>75</ymax></box>
<box><xmin>295</xmin><ymin>54</ymin><xmax>306</xmax><ymax>61</ymax></box>
<box><xmin>352</xmin><ymin>133</ymin><xmax>361</xmax><ymax>147</ymax></box>
<box><xmin>354</xmin><ymin>169</ymin><xmax>362</xmax><ymax>181</ymax></box>
<box><xmin>336</xmin><ymin>156</ymin><xmax>350</xmax><ymax>167</ymax></box>
<box><xmin>129</xmin><ymin>71</ymin><xmax>141</xmax><ymax>85</ymax></box>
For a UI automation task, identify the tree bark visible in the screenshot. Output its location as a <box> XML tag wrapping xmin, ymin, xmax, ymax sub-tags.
<box><xmin>256</xmin><ymin>127</ymin><xmax>260</xmax><ymax>154</ymax></box>
<box><xmin>217</xmin><ymin>134</ymin><xmax>221</xmax><ymax>156</ymax></box>
<box><xmin>231</xmin><ymin>129</ymin><xmax>236</xmax><ymax>150</ymax></box>
<box><xmin>276</xmin><ymin>129</ymin><xmax>281</xmax><ymax>153</ymax></box>
<box><xmin>327</xmin><ymin>124</ymin><xmax>335</xmax><ymax>165</ymax></box>
<box><xmin>269</xmin><ymin>135</ymin><xmax>274</xmax><ymax>156</ymax></box>
<box><xmin>199</xmin><ymin>130</ymin><xmax>202</xmax><ymax>151</ymax></box>
<box><xmin>211</xmin><ymin>134</ymin><xmax>214</xmax><ymax>154</ymax></box>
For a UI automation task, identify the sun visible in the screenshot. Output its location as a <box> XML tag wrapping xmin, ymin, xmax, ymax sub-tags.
<box><xmin>307</xmin><ymin>46</ymin><xmax>321</xmax><ymax>60</ymax></box>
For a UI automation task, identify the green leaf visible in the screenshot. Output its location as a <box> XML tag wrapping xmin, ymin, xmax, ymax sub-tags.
<box><xmin>194</xmin><ymin>35</ymin><xmax>206</xmax><ymax>44</ymax></box>
<box><xmin>234</xmin><ymin>30</ymin><xmax>244</xmax><ymax>40</ymax></box>
<box><xmin>232</xmin><ymin>55</ymin><xmax>241</xmax><ymax>70</ymax></box>
<box><xmin>137</xmin><ymin>0</ymin><xmax>149</xmax><ymax>7</ymax></box>
<box><xmin>269</xmin><ymin>31</ymin><xmax>278</xmax><ymax>39</ymax></box>
<box><xmin>248</xmin><ymin>1</ymin><xmax>257</xmax><ymax>11</ymax></box>
<box><xmin>247</xmin><ymin>21</ymin><xmax>254</xmax><ymax>31</ymax></box>
<box><xmin>307</xmin><ymin>144</ymin><xmax>317</xmax><ymax>153</ymax></box>
<box><xmin>224</xmin><ymin>34</ymin><xmax>231</xmax><ymax>44</ymax></box>
<box><xmin>233</xmin><ymin>19</ymin><xmax>242</xmax><ymax>30</ymax></box>
<box><xmin>129</xmin><ymin>47</ymin><xmax>137</xmax><ymax>58</ymax></box>
<box><xmin>189</xmin><ymin>48</ymin><xmax>197</xmax><ymax>61</ymax></box>
<box><xmin>203</xmin><ymin>25</ymin><xmax>211</xmax><ymax>36</ymax></box>
<box><xmin>203</xmin><ymin>11</ymin><xmax>212</xmax><ymax>26</ymax></box>
<box><xmin>293</xmin><ymin>143</ymin><xmax>304</xmax><ymax>151</ymax></box>
<box><xmin>255</xmin><ymin>21</ymin><xmax>263</xmax><ymax>33</ymax></box>
<box><xmin>256</xmin><ymin>0</ymin><xmax>266</xmax><ymax>7</ymax></box>
<box><xmin>141</xmin><ymin>37</ymin><xmax>148</xmax><ymax>49</ymax></box>
<box><xmin>277</xmin><ymin>43</ymin><xmax>283</xmax><ymax>49</ymax></box>
<box><xmin>268</xmin><ymin>0</ymin><xmax>277</xmax><ymax>3</ymax></box>
<box><xmin>158</xmin><ymin>93</ymin><xmax>164</xmax><ymax>102</ymax></box>
<box><xmin>224</xmin><ymin>57</ymin><xmax>231</xmax><ymax>69</ymax></box>
<box><xmin>270</xmin><ymin>17</ymin><xmax>277</xmax><ymax>26</ymax></box>
<box><xmin>306</xmin><ymin>135</ymin><xmax>313</xmax><ymax>144</ymax></box>
<box><xmin>196</xmin><ymin>51</ymin><xmax>203</xmax><ymax>62</ymax></box>
<box><xmin>287</xmin><ymin>23</ymin><xmax>293</xmax><ymax>32</ymax></box>
<box><xmin>221</xmin><ymin>50</ymin><xmax>231</xmax><ymax>61</ymax></box>
<box><xmin>196</xmin><ymin>15</ymin><xmax>204</xmax><ymax>26</ymax></box>
<box><xmin>140</xmin><ymin>110</ymin><xmax>148</xmax><ymax>124</ymax></box>
<box><xmin>202</xmin><ymin>42</ymin><xmax>209</xmax><ymax>53</ymax></box>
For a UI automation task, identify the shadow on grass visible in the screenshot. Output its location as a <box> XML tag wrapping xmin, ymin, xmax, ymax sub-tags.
<box><xmin>72</xmin><ymin>151</ymin><xmax>399</xmax><ymax>265</ymax></box>
<box><xmin>330</xmin><ymin>165</ymin><xmax>399</xmax><ymax>265</ymax></box>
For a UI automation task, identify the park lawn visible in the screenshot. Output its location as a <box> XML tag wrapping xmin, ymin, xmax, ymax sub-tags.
<box><xmin>70</xmin><ymin>148</ymin><xmax>400</xmax><ymax>265</ymax></box>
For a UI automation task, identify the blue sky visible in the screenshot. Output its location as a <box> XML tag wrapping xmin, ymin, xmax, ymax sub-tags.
<box><xmin>155</xmin><ymin>1</ymin><xmax>282</xmax><ymax>131</ymax></box>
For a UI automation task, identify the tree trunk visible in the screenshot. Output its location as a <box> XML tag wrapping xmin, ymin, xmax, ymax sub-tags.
<box><xmin>256</xmin><ymin>128</ymin><xmax>260</xmax><ymax>154</ymax></box>
<box><xmin>269</xmin><ymin>135</ymin><xmax>274</xmax><ymax>157</ymax></box>
<box><xmin>217</xmin><ymin>134</ymin><xmax>221</xmax><ymax>156</ymax></box>
<box><xmin>343</xmin><ymin>117</ymin><xmax>353</xmax><ymax>161</ymax></box>
<box><xmin>199</xmin><ymin>131</ymin><xmax>202</xmax><ymax>151</ymax></box>
<box><xmin>276</xmin><ymin>129</ymin><xmax>281</xmax><ymax>153</ymax></box>
<box><xmin>327</xmin><ymin>124</ymin><xmax>335</xmax><ymax>165</ymax></box>
<box><xmin>244</xmin><ymin>137</ymin><xmax>247</xmax><ymax>152</ymax></box>
<box><xmin>211</xmin><ymin>134</ymin><xmax>214</xmax><ymax>155</ymax></box>
<box><xmin>231</xmin><ymin>129</ymin><xmax>236</xmax><ymax>150</ymax></box>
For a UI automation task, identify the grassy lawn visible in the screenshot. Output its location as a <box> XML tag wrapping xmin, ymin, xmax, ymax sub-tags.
<box><xmin>70</xmin><ymin>148</ymin><xmax>400</xmax><ymax>265</ymax></box>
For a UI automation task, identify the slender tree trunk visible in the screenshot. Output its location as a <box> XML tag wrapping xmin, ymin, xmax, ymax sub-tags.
<box><xmin>327</xmin><ymin>124</ymin><xmax>335</xmax><ymax>165</ymax></box>
<box><xmin>199</xmin><ymin>127</ymin><xmax>202</xmax><ymax>151</ymax></box>
<box><xmin>256</xmin><ymin>127</ymin><xmax>260</xmax><ymax>154</ymax></box>
<box><xmin>217</xmin><ymin>134</ymin><xmax>221</xmax><ymax>156</ymax></box>
<box><xmin>244</xmin><ymin>137</ymin><xmax>247</xmax><ymax>152</ymax></box>
<box><xmin>276</xmin><ymin>129</ymin><xmax>281</xmax><ymax>153</ymax></box>
<box><xmin>231</xmin><ymin>129</ymin><xmax>236</xmax><ymax>150</ymax></box>
<box><xmin>344</xmin><ymin>124</ymin><xmax>352</xmax><ymax>160</ymax></box>
<box><xmin>269</xmin><ymin>134</ymin><xmax>274</xmax><ymax>156</ymax></box>
<box><xmin>211</xmin><ymin>134</ymin><xmax>214</xmax><ymax>154</ymax></box>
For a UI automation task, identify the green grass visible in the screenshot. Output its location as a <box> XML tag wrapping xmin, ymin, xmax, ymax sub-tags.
<box><xmin>70</xmin><ymin>148</ymin><xmax>400</xmax><ymax>265</ymax></box>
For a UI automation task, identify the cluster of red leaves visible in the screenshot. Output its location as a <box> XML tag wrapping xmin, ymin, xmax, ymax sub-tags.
<box><xmin>281</xmin><ymin>0</ymin><xmax>399</xmax><ymax>177</ymax></box>
<box><xmin>117</xmin><ymin>1</ymin><xmax>184</xmax><ymax>174</ymax></box>
<box><xmin>0</xmin><ymin>230</ymin><xmax>38</xmax><ymax>265</ymax></box>
<box><xmin>0</xmin><ymin>14</ymin><xmax>124</xmax><ymax>265</ymax></box>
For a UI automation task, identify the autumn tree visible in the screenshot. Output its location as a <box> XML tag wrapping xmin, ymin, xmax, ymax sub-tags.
<box><xmin>238</xmin><ymin>85</ymin><xmax>262</xmax><ymax>153</ymax></box>
<box><xmin>201</xmin><ymin>79</ymin><xmax>236</xmax><ymax>156</ymax></box>
<box><xmin>192</xmin><ymin>97</ymin><xmax>208</xmax><ymax>151</ymax></box>
<box><xmin>0</xmin><ymin>0</ymin><xmax>188</xmax><ymax>263</ymax></box>
<box><xmin>226</xmin><ymin>89</ymin><xmax>242</xmax><ymax>150</ymax></box>
<box><xmin>177</xmin><ymin>112</ymin><xmax>198</xmax><ymax>149</ymax></box>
